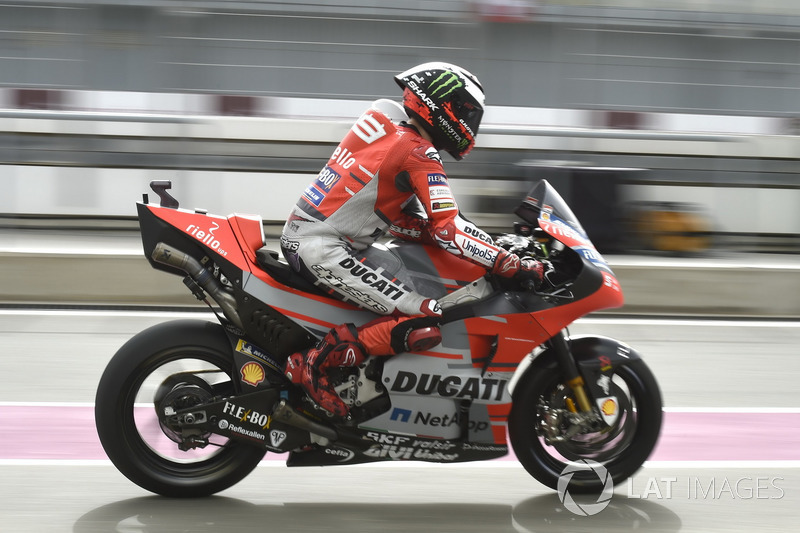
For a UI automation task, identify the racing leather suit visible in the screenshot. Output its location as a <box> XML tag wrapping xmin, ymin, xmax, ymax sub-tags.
<box><xmin>280</xmin><ymin>100</ymin><xmax>533</xmax><ymax>415</ymax></box>
<box><xmin>281</xmin><ymin>100</ymin><xmax>511</xmax><ymax>324</ymax></box>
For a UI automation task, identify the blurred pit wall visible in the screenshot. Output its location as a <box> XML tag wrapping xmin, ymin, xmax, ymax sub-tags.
<box><xmin>2</xmin><ymin>0</ymin><xmax>800</xmax><ymax>252</ymax></box>
<box><xmin>2</xmin><ymin>229</ymin><xmax>800</xmax><ymax>318</ymax></box>
<box><xmin>1</xmin><ymin>102</ymin><xmax>798</xmax><ymax>253</ymax></box>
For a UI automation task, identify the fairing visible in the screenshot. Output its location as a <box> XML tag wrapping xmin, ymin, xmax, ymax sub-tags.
<box><xmin>137</xmin><ymin>179</ymin><xmax>628</xmax><ymax>459</ymax></box>
<box><xmin>517</xmin><ymin>180</ymin><xmax>624</xmax><ymax>335</ymax></box>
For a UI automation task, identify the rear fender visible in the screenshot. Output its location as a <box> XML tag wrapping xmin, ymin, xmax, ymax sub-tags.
<box><xmin>219</xmin><ymin>323</ymin><xmax>290</xmax><ymax>390</ymax></box>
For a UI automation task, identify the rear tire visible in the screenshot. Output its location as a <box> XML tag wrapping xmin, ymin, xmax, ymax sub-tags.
<box><xmin>95</xmin><ymin>320</ymin><xmax>266</xmax><ymax>497</ymax></box>
<box><xmin>509</xmin><ymin>358</ymin><xmax>662</xmax><ymax>494</ymax></box>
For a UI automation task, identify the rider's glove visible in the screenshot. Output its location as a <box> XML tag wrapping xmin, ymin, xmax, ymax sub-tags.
<box><xmin>517</xmin><ymin>257</ymin><xmax>544</xmax><ymax>289</ymax></box>
<box><xmin>492</xmin><ymin>250</ymin><xmax>544</xmax><ymax>288</ymax></box>
<box><xmin>491</xmin><ymin>249</ymin><xmax>521</xmax><ymax>277</ymax></box>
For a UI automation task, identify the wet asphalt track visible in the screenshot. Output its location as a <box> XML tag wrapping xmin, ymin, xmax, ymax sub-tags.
<box><xmin>1</xmin><ymin>310</ymin><xmax>799</xmax><ymax>532</ymax></box>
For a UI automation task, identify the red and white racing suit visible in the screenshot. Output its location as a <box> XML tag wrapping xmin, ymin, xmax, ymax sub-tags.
<box><xmin>281</xmin><ymin>101</ymin><xmax>511</xmax><ymax>354</ymax></box>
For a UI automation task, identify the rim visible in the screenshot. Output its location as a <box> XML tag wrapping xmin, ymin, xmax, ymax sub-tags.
<box><xmin>127</xmin><ymin>353</ymin><xmax>234</xmax><ymax>465</ymax></box>
<box><xmin>536</xmin><ymin>369</ymin><xmax>640</xmax><ymax>466</ymax></box>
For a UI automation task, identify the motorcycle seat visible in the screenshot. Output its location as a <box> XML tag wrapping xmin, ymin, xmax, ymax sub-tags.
<box><xmin>255</xmin><ymin>247</ymin><xmax>327</xmax><ymax>297</ymax></box>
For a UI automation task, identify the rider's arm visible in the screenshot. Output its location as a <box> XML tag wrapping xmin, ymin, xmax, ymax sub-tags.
<box><xmin>388</xmin><ymin>197</ymin><xmax>436</xmax><ymax>244</ymax></box>
<box><xmin>404</xmin><ymin>152</ymin><xmax>530</xmax><ymax>278</ymax></box>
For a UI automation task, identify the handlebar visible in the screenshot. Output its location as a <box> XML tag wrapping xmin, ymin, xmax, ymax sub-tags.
<box><xmin>494</xmin><ymin>231</ymin><xmax>577</xmax><ymax>299</ymax></box>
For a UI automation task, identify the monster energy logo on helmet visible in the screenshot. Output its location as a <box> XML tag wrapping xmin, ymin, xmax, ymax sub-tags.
<box><xmin>429</xmin><ymin>71</ymin><xmax>463</xmax><ymax>99</ymax></box>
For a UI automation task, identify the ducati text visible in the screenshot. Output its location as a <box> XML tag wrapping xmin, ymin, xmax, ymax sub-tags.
<box><xmin>390</xmin><ymin>371</ymin><xmax>508</xmax><ymax>401</ymax></box>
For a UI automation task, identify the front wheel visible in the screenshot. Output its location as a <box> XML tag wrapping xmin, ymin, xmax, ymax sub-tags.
<box><xmin>95</xmin><ymin>320</ymin><xmax>266</xmax><ymax>497</ymax></box>
<box><xmin>509</xmin><ymin>358</ymin><xmax>662</xmax><ymax>494</ymax></box>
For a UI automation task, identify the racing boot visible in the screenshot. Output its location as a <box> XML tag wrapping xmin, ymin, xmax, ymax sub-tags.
<box><xmin>284</xmin><ymin>324</ymin><xmax>366</xmax><ymax>417</ymax></box>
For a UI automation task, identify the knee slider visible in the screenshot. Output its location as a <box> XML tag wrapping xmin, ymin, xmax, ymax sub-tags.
<box><xmin>389</xmin><ymin>317</ymin><xmax>442</xmax><ymax>354</ymax></box>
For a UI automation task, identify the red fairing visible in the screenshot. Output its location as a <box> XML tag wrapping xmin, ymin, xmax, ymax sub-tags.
<box><xmin>147</xmin><ymin>206</ymin><xmax>256</xmax><ymax>272</ymax></box>
<box><xmin>532</xmin><ymin>217</ymin><xmax>624</xmax><ymax>335</ymax></box>
<box><xmin>465</xmin><ymin>314</ymin><xmax>551</xmax><ymax>370</ymax></box>
<box><xmin>421</xmin><ymin>243</ymin><xmax>487</xmax><ymax>293</ymax></box>
<box><xmin>229</xmin><ymin>214</ymin><xmax>266</xmax><ymax>265</ymax></box>
<box><xmin>532</xmin><ymin>279</ymin><xmax>623</xmax><ymax>338</ymax></box>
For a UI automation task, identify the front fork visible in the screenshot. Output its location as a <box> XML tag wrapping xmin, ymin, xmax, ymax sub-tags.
<box><xmin>549</xmin><ymin>331</ymin><xmax>592</xmax><ymax>414</ymax></box>
<box><xmin>537</xmin><ymin>331</ymin><xmax>603</xmax><ymax>444</ymax></box>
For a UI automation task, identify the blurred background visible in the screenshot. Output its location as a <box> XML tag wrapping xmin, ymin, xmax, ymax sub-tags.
<box><xmin>1</xmin><ymin>0</ymin><xmax>798</xmax><ymax>256</ymax></box>
<box><xmin>2</xmin><ymin>0</ymin><xmax>800</xmax><ymax>256</ymax></box>
<box><xmin>2</xmin><ymin>6</ymin><xmax>800</xmax><ymax>531</ymax></box>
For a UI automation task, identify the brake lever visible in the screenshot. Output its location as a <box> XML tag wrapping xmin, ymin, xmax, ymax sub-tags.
<box><xmin>537</xmin><ymin>286</ymin><xmax>575</xmax><ymax>300</ymax></box>
<box><xmin>520</xmin><ymin>260</ymin><xmax>555</xmax><ymax>290</ymax></box>
<box><xmin>526</xmin><ymin>260</ymin><xmax>575</xmax><ymax>300</ymax></box>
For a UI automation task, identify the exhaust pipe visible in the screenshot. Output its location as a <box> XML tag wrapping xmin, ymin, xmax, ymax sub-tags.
<box><xmin>272</xmin><ymin>400</ymin><xmax>339</xmax><ymax>442</ymax></box>
<box><xmin>151</xmin><ymin>242</ymin><xmax>243</xmax><ymax>330</ymax></box>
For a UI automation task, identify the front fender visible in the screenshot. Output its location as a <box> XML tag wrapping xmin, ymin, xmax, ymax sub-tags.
<box><xmin>509</xmin><ymin>334</ymin><xmax>642</xmax><ymax>399</ymax></box>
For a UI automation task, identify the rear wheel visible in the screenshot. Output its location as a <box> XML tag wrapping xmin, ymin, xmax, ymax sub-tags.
<box><xmin>95</xmin><ymin>320</ymin><xmax>266</xmax><ymax>497</ymax></box>
<box><xmin>509</xmin><ymin>358</ymin><xmax>662</xmax><ymax>494</ymax></box>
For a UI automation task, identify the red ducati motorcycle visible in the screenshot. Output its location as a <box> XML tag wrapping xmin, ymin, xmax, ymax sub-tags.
<box><xmin>95</xmin><ymin>179</ymin><xmax>662</xmax><ymax>497</ymax></box>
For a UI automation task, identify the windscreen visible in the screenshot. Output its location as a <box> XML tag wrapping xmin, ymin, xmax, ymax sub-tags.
<box><xmin>515</xmin><ymin>180</ymin><xmax>614</xmax><ymax>274</ymax></box>
<box><xmin>515</xmin><ymin>180</ymin><xmax>589</xmax><ymax>241</ymax></box>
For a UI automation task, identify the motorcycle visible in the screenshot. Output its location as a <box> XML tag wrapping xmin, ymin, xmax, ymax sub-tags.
<box><xmin>95</xmin><ymin>179</ymin><xmax>662</xmax><ymax>497</ymax></box>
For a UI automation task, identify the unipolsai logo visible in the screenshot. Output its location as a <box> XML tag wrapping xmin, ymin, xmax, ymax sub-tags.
<box><xmin>557</xmin><ymin>459</ymin><xmax>614</xmax><ymax>516</ymax></box>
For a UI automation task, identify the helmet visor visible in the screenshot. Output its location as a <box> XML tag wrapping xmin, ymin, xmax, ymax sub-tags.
<box><xmin>456</xmin><ymin>98</ymin><xmax>483</xmax><ymax>138</ymax></box>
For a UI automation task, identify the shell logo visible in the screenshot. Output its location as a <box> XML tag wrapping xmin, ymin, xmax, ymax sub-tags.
<box><xmin>241</xmin><ymin>362</ymin><xmax>265</xmax><ymax>387</ymax></box>
<box><xmin>601</xmin><ymin>398</ymin><xmax>617</xmax><ymax>416</ymax></box>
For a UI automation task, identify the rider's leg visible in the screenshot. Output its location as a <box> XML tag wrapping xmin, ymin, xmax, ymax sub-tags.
<box><xmin>356</xmin><ymin>314</ymin><xmax>442</xmax><ymax>355</ymax></box>
<box><xmin>284</xmin><ymin>323</ymin><xmax>366</xmax><ymax>417</ymax></box>
<box><xmin>284</xmin><ymin>314</ymin><xmax>442</xmax><ymax>416</ymax></box>
<box><xmin>281</xmin><ymin>236</ymin><xmax>443</xmax><ymax>415</ymax></box>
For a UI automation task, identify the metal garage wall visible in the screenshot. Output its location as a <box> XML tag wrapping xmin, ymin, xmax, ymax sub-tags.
<box><xmin>1</xmin><ymin>1</ymin><xmax>798</xmax><ymax>116</ymax></box>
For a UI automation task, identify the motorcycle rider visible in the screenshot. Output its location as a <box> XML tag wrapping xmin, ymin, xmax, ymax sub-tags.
<box><xmin>281</xmin><ymin>62</ymin><xmax>544</xmax><ymax>417</ymax></box>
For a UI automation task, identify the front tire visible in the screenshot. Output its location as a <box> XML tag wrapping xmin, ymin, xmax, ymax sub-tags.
<box><xmin>95</xmin><ymin>320</ymin><xmax>266</xmax><ymax>497</ymax></box>
<box><xmin>509</xmin><ymin>358</ymin><xmax>662</xmax><ymax>494</ymax></box>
